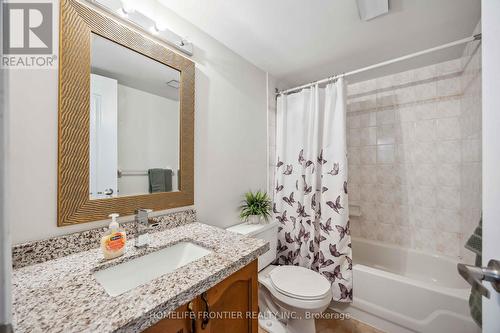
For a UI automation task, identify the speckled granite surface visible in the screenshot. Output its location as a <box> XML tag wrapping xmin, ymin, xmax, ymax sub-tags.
<box><xmin>12</xmin><ymin>209</ymin><xmax>196</xmax><ymax>269</ymax></box>
<box><xmin>12</xmin><ymin>222</ymin><xmax>268</xmax><ymax>333</ymax></box>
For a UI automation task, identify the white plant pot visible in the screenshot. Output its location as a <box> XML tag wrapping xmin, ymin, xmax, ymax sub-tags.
<box><xmin>247</xmin><ymin>215</ymin><xmax>261</xmax><ymax>224</ymax></box>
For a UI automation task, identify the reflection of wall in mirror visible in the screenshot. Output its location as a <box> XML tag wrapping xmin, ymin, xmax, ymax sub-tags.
<box><xmin>89</xmin><ymin>74</ymin><xmax>118</xmax><ymax>199</ymax></box>
<box><xmin>117</xmin><ymin>84</ymin><xmax>180</xmax><ymax>196</ymax></box>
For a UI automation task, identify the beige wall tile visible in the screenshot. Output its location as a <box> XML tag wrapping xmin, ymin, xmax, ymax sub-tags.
<box><xmin>345</xmin><ymin>55</ymin><xmax>481</xmax><ymax>261</ymax></box>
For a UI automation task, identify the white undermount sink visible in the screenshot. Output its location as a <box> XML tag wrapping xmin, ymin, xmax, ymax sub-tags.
<box><xmin>94</xmin><ymin>241</ymin><xmax>212</xmax><ymax>296</ymax></box>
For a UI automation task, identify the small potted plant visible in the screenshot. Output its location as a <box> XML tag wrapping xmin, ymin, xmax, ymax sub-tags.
<box><xmin>239</xmin><ymin>191</ymin><xmax>272</xmax><ymax>224</ymax></box>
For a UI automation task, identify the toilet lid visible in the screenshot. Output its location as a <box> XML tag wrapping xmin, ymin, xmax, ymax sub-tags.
<box><xmin>269</xmin><ymin>266</ymin><xmax>331</xmax><ymax>300</ymax></box>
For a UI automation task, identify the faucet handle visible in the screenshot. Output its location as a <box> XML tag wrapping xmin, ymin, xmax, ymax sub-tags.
<box><xmin>134</xmin><ymin>209</ymin><xmax>154</xmax><ymax>248</ymax></box>
<box><xmin>135</xmin><ymin>208</ymin><xmax>153</xmax><ymax>217</ymax></box>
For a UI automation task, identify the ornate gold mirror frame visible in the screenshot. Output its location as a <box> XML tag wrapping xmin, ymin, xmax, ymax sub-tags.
<box><xmin>58</xmin><ymin>0</ymin><xmax>194</xmax><ymax>226</ymax></box>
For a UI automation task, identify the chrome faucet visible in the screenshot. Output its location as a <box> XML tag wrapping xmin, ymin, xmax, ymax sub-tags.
<box><xmin>134</xmin><ymin>208</ymin><xmax>153</xmax><ymax>248</ymax></box>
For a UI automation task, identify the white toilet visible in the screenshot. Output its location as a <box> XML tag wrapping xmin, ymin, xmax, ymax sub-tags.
<box><xmin>227</xmin><ymin>222</ymin><xmax>332</xmax><ymax>333</ymax></box>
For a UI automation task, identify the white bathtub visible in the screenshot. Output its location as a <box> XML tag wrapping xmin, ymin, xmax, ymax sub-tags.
<box><xmin>331</xmin><ymin>237</ymin><xmax>480</xmax><ymax>333</ymax></box>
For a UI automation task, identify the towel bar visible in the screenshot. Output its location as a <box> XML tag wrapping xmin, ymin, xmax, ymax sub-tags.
<box><xmin>117</xmin><ymin>169</ymin><xmax>175</xmax><ymax>178</ymax></box>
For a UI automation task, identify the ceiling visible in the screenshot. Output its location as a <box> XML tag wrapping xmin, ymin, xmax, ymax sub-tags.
<box><xmin>157</xmin><ymin>0</ymin><xmax>480</xmax><ymax>88</ymax></box>
<box><xmin>91</xmin><ymin>33</ymin><xmax>180</xmax><ymax>100</ymax></box>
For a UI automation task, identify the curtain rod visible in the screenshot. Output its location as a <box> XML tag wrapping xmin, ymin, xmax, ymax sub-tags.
<box><xmin>276</xmin><ymin>33</ymin><xmax>482</xmax><ymax>96</ymax></box>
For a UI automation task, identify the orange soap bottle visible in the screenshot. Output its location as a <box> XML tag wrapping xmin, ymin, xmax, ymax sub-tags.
<box><xmin>100</xmin><ymin>213</ymin><xmax>127</xmax><ymax>260</ymax></box>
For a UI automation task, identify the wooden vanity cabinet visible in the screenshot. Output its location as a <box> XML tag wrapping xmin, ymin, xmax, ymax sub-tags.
<box><xmin>144</xmin><ymin>299</ymin><xmax>198</xmax><ymax>333</ymax></box>
<box><xmin>199</xmin><ymin>260</ymin><xmax>258</xmax><ymax>333</ymax></box>
<box><xmin>144</xmin><ymin>260</ymin><xmax>258</xmax><ymax>333</ymax></box>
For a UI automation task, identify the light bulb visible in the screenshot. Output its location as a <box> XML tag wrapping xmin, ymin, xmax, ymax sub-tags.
<box><xmin>155</xmin><ymin>21</ymin><xmax>167</xmax><ymax>32</ymax></box>
<box><xmin>117</xmin><ymin>7</ymin><xmax>128</xmax><ymax>18</ymax></box>
<box><xmin>120</xmin><ymin>0</ymin><xmax>135</xmax><ymax>14</ymax></box>
<box><xmin>149</xmin><ymin>25</ymin><xmax>160</xmax><ymax>35</ymax></box>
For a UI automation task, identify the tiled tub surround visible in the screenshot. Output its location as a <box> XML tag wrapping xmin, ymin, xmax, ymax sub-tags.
<box><xmin>347</xmin><ymin>56</ymin><xmax>481</xmax><ymax>260</ymax></box>
<box><xmin>12</xmin><ymin>209</ymin><xmax>197</xmax><ymax>269</ymax></box>
<box><xmin>12</xmin><ymin>222</ymin><xmax>268</xmax><ymax>332</ymax></box>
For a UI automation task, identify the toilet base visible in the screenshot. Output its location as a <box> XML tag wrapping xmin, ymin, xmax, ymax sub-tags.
<box><xmin>257</xmin><ymin>312</ymin><xmax>316</xmax><ymax>333</ymax></box>
<box><xmin>258</xmin><ymin>311</ymin><xmax>287</xmax><ymax>333</ymax></box>
<box><xmin>286</xmin><ymin>317</ymin><xmax>316</xmax><ymax>333</ymax></box>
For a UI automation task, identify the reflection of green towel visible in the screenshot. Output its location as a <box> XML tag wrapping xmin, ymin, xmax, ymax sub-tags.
<box><xmin>148</xmin><ymin>169</ymin><xmax>172</xmax><ymax>193</ymax></box>
<box><xmin>465</xmin><ymin>216</ymin><xmax>482</xmax><ymax>328</ymax></box>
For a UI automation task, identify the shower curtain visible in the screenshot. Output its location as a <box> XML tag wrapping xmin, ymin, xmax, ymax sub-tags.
<box><xmin>274</xmin><ymin>78</ymin><xmax>352</xmax><ymax>302</ymax></box>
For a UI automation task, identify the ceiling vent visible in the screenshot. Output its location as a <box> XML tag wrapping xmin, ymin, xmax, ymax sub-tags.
<box><xmin>356</xmin><ymin>0</ymin><xmax>389</xmax><ymax>21</ymax></box>
<box><xmin>167</xmin><ymin>80</ymin><xmax>180</xmax><ymax>89</ymax></box>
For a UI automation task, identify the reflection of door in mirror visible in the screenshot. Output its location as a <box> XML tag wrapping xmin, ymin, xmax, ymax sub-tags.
<box><xmin>90</xmin><ymin>74</ymin><xmax>118</xmax><ymax>199</ymax></box>
<box><xmin>89</xmin><ymin>33</ymin><xmax>181</xmax><ymax>200</ymax></box>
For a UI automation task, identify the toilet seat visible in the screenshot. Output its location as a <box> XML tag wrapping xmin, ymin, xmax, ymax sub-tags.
<box><xmin>269</xmin><ymin>266</ymin><xmax>331</xmax><ymax>301</ymax></box>
<box><xmin>258</xmin><ymin>265</ymin><xmax>333</xmax><ymax>312</ymax></box>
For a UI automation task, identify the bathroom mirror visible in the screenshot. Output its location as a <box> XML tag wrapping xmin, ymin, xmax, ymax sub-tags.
<box><xmin>58</xmin><ymin>0</ymin><xmax>194</xmax><ymax>226</ymax></box>
<box><xmin>90</xmin><ymin>33</ymin><xmax>181</xmax><ymax>199</ymax></box>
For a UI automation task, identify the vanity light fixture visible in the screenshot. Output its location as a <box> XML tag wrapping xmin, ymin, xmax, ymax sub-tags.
<box><xmin>118</xmin><ymin>0</ymin><xmax>134</xmax><ymax>17</ymax></box>
<box><xmin>88</xmin><ymin>0</ymin><xmax>194</xmax><ymax>56</ymax></box>
<box><xmin>121</xmin><ymin>0</ymin><xmax>135</xmax><ymax>13</ymax></box>
<box><xmin>117</xmin><ymin>7</ymin><xmax>128</xmax><ymax>18</ymax></box>
<box><xmin>155</xmin><ymin>21</ymin><xmax>168</xmax><ymax>32</ymax></box>
<box><xmin>150</xmin><ymin>20</ymin><xmax>169</xmax><ymax>36</ymax></box>
<box><xmin>150</xmin><ymin>24</ymin><xmax>160</xmax><ymax>35</ymax></box>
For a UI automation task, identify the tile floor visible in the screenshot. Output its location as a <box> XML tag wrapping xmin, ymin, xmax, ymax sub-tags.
<box><xmin>258</xmin><ymin>310</ymin><xmax>385</xmax><ymax>333</ymax></box>
<box><xmin>315</xmin><ymin>317</ymin><xmax>385</xmax><ymax>333</ymax></box>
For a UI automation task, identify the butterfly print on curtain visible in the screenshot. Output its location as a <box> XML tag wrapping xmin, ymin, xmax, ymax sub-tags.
<box><xmin>274</xmin><ymin>149</ymin><xmax>352</xmax><ymax>301</ymax></box>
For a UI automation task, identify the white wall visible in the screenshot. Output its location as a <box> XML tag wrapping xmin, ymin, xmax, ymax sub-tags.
<box><xmin>481</xmin><ymin>0</ymin><xmax>500</xmax><ymax>330</ymax></box>
<box><xmin>266</xmin><ymin>74</ymin><xmax>277</xmax><ymax>200</ymax></box>
<box><xmin>7</xmin><ymin>0</ymin><xmax>268</xmax><ymax>244</ymax></box>
<box><xmin>0</xmin><ymin>0</ymin><xmax>12</xmax><ymax>326</ymax></box>
<box><xmin>117</xmin><ymin>84</ymin><xmax>180</xmax><ymax>195</ymax></box>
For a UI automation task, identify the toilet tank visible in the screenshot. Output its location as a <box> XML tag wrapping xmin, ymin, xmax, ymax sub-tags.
<box><xmin>226</xmin><ymin>222</ymin><xmax>278</xmax><ymax>271</ymax></box>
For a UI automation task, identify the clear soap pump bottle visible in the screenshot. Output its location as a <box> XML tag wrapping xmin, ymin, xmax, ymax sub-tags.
<box><xmin>101</xmin><ymin>213</ymin><xmax>127</xmax><ymax>260</ymax></box>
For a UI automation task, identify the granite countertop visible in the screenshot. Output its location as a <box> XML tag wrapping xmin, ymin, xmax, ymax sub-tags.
<box><xmin>12</xmin><ymin>222</ymin><xmax>269</xmax><ymax>333</ymax></box>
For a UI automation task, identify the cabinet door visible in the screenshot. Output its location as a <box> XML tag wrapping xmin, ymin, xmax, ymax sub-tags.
<box><xmin>144</xmin><ymin>299</ymin><xmax>197</xmax><ymax>333</ymax></box>
<box><xmin>200</xmin><ymin>260</ymin><xmax>258</xmax><ymax>333</ymax></box>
